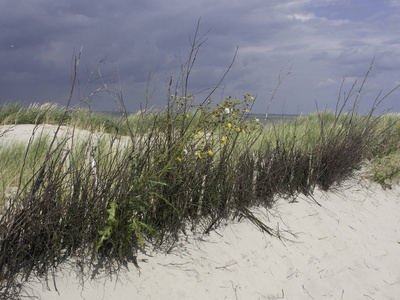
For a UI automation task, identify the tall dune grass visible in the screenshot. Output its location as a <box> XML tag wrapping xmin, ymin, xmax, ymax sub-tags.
<box><xmin>1</xmin><ymin>99</ymin><xmax>399</xmax><ymax>299</ymax></box>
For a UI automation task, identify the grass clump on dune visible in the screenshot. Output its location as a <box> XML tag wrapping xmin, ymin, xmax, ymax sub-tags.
<box><xmin>1</xmin><ymin>36</ymin><xmax>400</xmax><ymax>299</ymax></box>
<box><xmin>0</xmin><ymin>102</ymin><xmax>127</xmax><ymax>135</ymax></box>
<box><xmin>0</xmin><ymin>135</ymin><xmax>50</xmax><ymax>197</ymax></box>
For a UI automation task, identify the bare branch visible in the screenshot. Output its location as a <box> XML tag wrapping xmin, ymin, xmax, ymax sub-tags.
<box><xmin>266</xmin><ymin>64</ymin><xmax>291</xmax><ymax>119</ymax></box>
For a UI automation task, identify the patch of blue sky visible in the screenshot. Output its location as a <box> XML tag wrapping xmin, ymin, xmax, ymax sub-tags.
<box><xmin>310</xmin><ymin>1</ymin><xmax>386</xmax><ymax>22</ymax></box>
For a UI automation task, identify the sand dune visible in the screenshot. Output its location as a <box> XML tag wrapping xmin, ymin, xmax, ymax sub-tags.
<box><xmin>0</xmin><ymin>124</ymin><xmax>105</xmax><ymax>145</ymax></box>
<box><xmin>2</xmin><ymin>125</ymin><xmax>400</xmax><ymax>299</ymax></box>
<box><xmin>25</xmin><ymin>179</ymin><xmax>400</xmax><ymax>299</ymax></box>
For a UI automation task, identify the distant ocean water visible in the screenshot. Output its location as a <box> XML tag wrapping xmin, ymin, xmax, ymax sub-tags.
<box><xmin>247</xmin><ymin>113</ymin><xmax>298</xmax><ymax>124</ymax></box>
<box><xmin>98</xmin><ymin>111</ymin><xmax>299</xmax><ymax>124</ymax></box>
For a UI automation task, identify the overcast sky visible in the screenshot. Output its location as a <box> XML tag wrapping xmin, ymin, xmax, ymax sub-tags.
<box><xmin>1</xmin><ymin>0</ymin><xmax>400</xmax><ymax>114</ymax></box>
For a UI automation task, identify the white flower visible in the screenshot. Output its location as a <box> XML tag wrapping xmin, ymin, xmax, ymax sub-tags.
<box><xmin>224</xmin><ymin>108</ymin><xmax>230</xmax><ymax>114</ymax></box>
<box><xmin>183</xmin><ymin>149</ymin><xmax>188</xmax><ymax>155</ymax></box>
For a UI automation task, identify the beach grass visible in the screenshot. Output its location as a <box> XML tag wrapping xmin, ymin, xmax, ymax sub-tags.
<box><xmin>1</xmin><ymin>101</ymin><xmax>399</xmax><ymax>295</ymax></box>
<box><xmin>1</xmin><ymin>99</ymin><xmax>400</xmax><ymax>299</ymax></box>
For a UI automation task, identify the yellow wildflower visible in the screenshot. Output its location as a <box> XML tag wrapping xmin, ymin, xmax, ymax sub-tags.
<box><xmin>221</xmin><ymin>138</ymin><xmax>227</xmax><ymax>145</ymax></box>
<box><xmin>176</xmin><ymin>157</ymin><xmax>181</xmax><ymax>162</ymax></box>
<box><xmin>197</xmin><ymin>131</ymin><xmax>201</xmax><ymax>136</ymax></box>
<box><xmin>208</xmin><ymin>150</ymin><xmax>213</xmax><ymax>156</ymax></box>
<box><xmin>250</xmin><ymin>97</ymin><xmax>254</xmax><ymax>100</ymax></box>
<box><xmin>236</xmin><ymin>127</ymin><xmax>241</xmax><ymax>132</ymax></box>
<box><xmin>242</xmin><ymin>130</ymin><xmax>246</xmax><ymax>134</ymax></box>
<box><xmin>197</xmin><ymin>152</ymin><xmax>202</xmax><ymax>159</ymax></box>
<box><xmin>227</xmin><ymin>123</ymin><xmax>231</xmax><ymax>129</ymax></box>
<box><xmin>186</xmin><ymin>114</ymin><xmax>189</xmax><ymax>118</ymax></box>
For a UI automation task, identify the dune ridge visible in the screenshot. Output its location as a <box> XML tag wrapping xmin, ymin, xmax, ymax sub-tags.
<box><xmin>26</xmin><ymin>177</ymin><xmax>400</xmax><ymax>299</ymax></box>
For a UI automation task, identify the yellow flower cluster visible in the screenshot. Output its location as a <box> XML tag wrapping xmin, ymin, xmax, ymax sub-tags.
<box><xmin>175</xmin><ymin>92</ymin><xmax>259</xmax><ymax>164</ymax></box>
<box><xmin>195</xmin><ymin>150</ymin><xmax>213</xmax><ymax>159</ymax></box>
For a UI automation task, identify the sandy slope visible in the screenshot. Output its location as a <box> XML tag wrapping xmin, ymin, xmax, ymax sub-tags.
<box><xmin>0</xmin><ymin>124</ymin><xmax>104</xmax><ymax>145</ymax></box>
<box><xmin>2</xmin><ymin>125</ymin><xmax>400</xmax><ymax>299</ymax></box>
<box><xmin>24</xmin><ymin>180</ymin><xmax>400</xmax><ymax>300</ymax></box>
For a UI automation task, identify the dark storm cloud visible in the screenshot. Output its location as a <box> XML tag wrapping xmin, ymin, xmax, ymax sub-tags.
<box><xmin>1</xmin><ymin>0</ymin><xmax>400</xmax><ymax>113</ymax></box>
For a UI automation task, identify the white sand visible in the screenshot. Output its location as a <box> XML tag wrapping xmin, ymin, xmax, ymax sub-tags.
<box><xmin>2</xmin><ymin>125</ymin><xmax>400</xmax><ymax>299</ymax></box>
<box><xmin>0</xmin><ymin>124</ymin><xmax>104</xmax><ymax>145</ymax></box>
<box><xmin>25</xmin><ymin>177</ymin><xmax>400</xmax><ymax>300</ymax></box>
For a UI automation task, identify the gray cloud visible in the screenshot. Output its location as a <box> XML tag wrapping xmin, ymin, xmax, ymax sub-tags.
<box><xmin>1</xmin><ymin>0</ymin><xmax>399</xmax><ymax>114</ymax></box>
